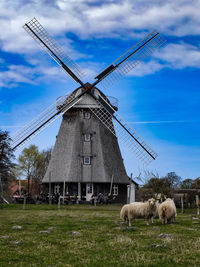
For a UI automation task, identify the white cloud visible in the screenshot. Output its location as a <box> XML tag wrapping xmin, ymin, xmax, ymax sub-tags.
<box><xmin>126</xmin><ymin>41</ymin><xmax>200</xmax><ymax>77</ymax></box>
<box><xmin>0</xmin><ymin>0</ymin><xmax>200</xmax><ymax>54</ymax></box>
<box><xmin>128</xmin><ymin>60</ymin><xmax>163</xmax><ymax>77</ymax></box>
<box><xmin>0</xmin><ymin>63</ymin><xmax>71</xmax><ymax>88</ymax></box>
<box><xmin>1</xmin><ymin>41</ymin><xmax>200</xmax><ymax>87</ymax></box>
<box><xmin>0</xmin><ymin>0</ymin><xmax>200</xmax><ymax>86</ymax></box>
<box><xmin>4</xmin><ymin>41</ymin><xmax>199</xmax><ymax>89</ymax></box>
<box><xmin>0</xmin><ymin>65</ymin><xmax>36</xmax><ymax>88</ymax></box>
<box><xmin>155</xmin><ymin>42</ymin><xmax>200</xmax><ymax>69</ymax></box>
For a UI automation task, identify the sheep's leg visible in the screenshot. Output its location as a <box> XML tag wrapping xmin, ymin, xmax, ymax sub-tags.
<box><xmin>128</xmin><ymin>219</ymin><xmax>131</xmax><ymax>227</ymax></box>
<box><xmin>146</xmin><ymin>218</ymin><xmax>150</xmax><ymax>225</ymax></box>
<box><xmin>151</xmin><ymin>216</ymin><xmax>154</xmax><ymax>224</ymax></box>
<box><xmin>123</xmin><ymin>216</ymin><xmax>128</xmax><ymax>225</ymax></box>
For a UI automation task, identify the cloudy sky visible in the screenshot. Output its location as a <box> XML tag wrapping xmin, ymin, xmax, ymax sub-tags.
<box><xmin>0</xmin><ymin>0</ymin><xmax>200</xmax><ymax>180</ymax></box>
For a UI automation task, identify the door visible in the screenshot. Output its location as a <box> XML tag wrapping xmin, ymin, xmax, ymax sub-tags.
<box><xmin>86</xmin><ymin>183</ymin><xmax>93</xmax><ymax>201</ymax></box>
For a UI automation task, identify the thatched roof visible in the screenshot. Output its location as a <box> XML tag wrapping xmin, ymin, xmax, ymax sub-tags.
<box><xmin>43</xmin><ymin>88</ymin><xmax>129</xmax><ymax>184</ymax></box>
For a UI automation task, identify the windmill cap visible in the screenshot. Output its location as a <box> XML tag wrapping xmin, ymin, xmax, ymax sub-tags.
<box><xmin>56</xmin><ymin>85</ymin><xmax>118</xmax><ymax>110</ymax></box>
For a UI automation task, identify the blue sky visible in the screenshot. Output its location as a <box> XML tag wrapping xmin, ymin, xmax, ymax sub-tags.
<box><xmin>0</xmin><ymin>0</ymin><xmax>200</xmax><ymax>181</ymax></box>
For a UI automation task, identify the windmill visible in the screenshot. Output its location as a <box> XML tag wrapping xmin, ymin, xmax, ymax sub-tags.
<box><xmin>11</xmin><ymin>18</ymin><xmax>165</xmax><ymax>202</ymax></box>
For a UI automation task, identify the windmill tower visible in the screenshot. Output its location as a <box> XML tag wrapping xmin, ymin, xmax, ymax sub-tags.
<box><xmin>43</xmin><ymin>87</ymin><xmax>130</xmax><ymax>201</ymax></box>
<box><xmin>11</xmin><ymin>18</ymin><xmax>165</xmax><ymax>202</ymax></box>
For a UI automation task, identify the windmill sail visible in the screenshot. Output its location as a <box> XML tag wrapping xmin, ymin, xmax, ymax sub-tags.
<box><xmin>89</xmin><ymin>94</ymin><xmax>157</xmax><ymax>165</ymax></box>
<box><xmin>11</xmin><ymin>91</ymin><xmax>83</xmax><ymax>151</ymax></box>
<box><xmin>23</xmin><ymin>18</ymin><xmax>85</xmax><ymax>85</ymax></box>
<box><xmin>94</xmin><ymin>30</ymin><xmax>166</xmax><ymax>90</ymax></box>
<box><xmin>13</xmin><ymin>18</ymin><xmax>165</xmax><ymax>164</ymax></box>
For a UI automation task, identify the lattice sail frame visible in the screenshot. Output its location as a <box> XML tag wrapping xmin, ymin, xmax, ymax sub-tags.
<box><xmin>23</xmin><ymin>18</ymin><xmax>85</xmax><ymax>82</ymax></box>
<box><xmin>11</xmin><ymin>90</ymin><xmax>82</xmax><ymax>152</ymax></box>
<box><xmin>95</xmin><ymin>30</ymin><xmax>166</xmax><ymax>90</ymax></box>
<box><xmin>89</xmin><ymin>95</ymin><xmax>158</xmax><ymax>165</ymax></box>
<box><xmin>12</xmin><ymin>18</ymin><xmax>164</xmax><ymax>163</ymax></box>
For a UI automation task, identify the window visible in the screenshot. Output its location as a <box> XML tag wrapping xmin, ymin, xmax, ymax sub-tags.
<box><xmin>84</xmin><ymin>156</ymin><xmax>91</xmax><ymax>165</ymax></box>
<box><xmin>87</xmin><ymin>184</ymin><xmax>93</xmax><ymax>194</ymax></box>
<box><xmin>54</xmin><ymin>184</ymin><xmax>60</xmax><ymax>194</ymax></box>
<box><xmin>84</xmin><ymin>112</ymin><xmax>91</xmax><ymax>119</ymax></box>
<box><xmin>113</xmin><ymin>184</ymin><xmax>118</xmax><ymax>196</ymax></box>
<box><xmin>84</xmin><ymin>134</ymin><xmax>91</xmax><ymax>142</ymax></box>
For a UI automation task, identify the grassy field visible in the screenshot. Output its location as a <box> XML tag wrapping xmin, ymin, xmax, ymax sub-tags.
<box><xmin>0</xmin><ymin>204</ymin><xmax>200</xmax><ymax>267</ymax></box>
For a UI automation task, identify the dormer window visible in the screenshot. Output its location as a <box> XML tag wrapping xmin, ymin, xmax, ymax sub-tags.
<box><xmin>84</xmin><ymin>156</ymin><xmax>91</xmax><ymax>165</ymax></box>
<box><xmin>84</xmin><ymin>134</ymin><xmax>91</xmax><ymax>142</ymax></box>
<box><xmin>84</xmin><ymin>112</ymin><xmax>91</xmax><ymax>119</ymax></box>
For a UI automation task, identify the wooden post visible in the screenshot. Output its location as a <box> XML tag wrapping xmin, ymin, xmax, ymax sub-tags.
<box><xmin>129</xmin><ymin>173</ymin><xmax>133</xmax><ymax>204</ymax></box>
<box><xmin>23</xmin><ymin>196</ymin><xmax>26</xmax><ymax>210</ymax></box>
<box><xmin>78</xmin><ymin>182</ymin><xmax>81</xmax><ymax>203</ymax></box>
<box><xmin>63</xmin><ymin>181</ymin><xmax>65</xmax><ymax>204</ymax></box>
<box><xmin>127</xmin><ymin>185</ymin><xmax>130</xmax><ymax>204</ymax></box>
<box><xmin>109</xmin><ymin>174</ymin><xmax>114</xmax><ymax>195</ymax></box>
<box><xmin>196</xmin><ymin>195</ymin><xmax>199</xmax><ymax>215</ymax></box>
<box><xmin>58</xmin><ymin>195</ymin><xmax>61</xmax><ymax>209</ymax></box>
<box><xmin>49</xmin><ymin>172</ymin><xmax>52</xmax><ymax>205</ymax></box>
<box><xmin>181</xmin><ymin>194</ymin><xmax>184</xmax><ymax>214</ymax></box>
<box><xmin>94</xmin><ymin>197</ymin><xmax>97</xmax><ymax>209</ymax></box>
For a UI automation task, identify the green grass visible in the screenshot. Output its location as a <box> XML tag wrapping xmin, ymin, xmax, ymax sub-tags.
<box><xmin>0</xmin><ymin>204</ymin><xmax>200</xmax><ymax>267</ymax></box>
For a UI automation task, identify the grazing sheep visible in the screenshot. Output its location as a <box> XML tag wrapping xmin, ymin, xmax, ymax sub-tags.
<box><xmin>152</xmin><ymin>201</ymin><xmax>160</xmax><ymax>220</ymax></box>
<box><xmin>158</xmin><ymin>198</ymin><xmax>177</xmax><ymax>224</ymax></box>
<box><xmin>120</xmin><ymin>198</ymin><xmax>156</xmax><ymax>227</ymax></box>
<box><xmin>120</xmin><ymin>204</ymin><xmax>130</xmax><ymax>223</ymax></box>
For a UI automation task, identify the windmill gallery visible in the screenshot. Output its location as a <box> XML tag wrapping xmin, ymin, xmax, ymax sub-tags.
<box><xmin>11</xmin><ymin>18</ymin><xmax>165</xmax><ymax>203</ymax></box>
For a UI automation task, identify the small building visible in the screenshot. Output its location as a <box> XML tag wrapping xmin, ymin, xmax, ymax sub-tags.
<box><xmin>127</xmin><ymin>179</ymin><xmax>138</xmax><ymax>203</ymax></box>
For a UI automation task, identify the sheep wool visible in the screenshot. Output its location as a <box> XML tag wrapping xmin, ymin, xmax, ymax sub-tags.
<box><xmin>158</xmin><ymin>198</ymin><xmax>177</xmax><ymax>224</ymax></box>
<box><xmin>153</xmin><ymin>201</ymin><xmax>161</xmax><ymax>219</ymax></box>
<box><xmin>120</xmin><ymin>198</ymin><xmax>156</xmax><ymax>227</ymax></box>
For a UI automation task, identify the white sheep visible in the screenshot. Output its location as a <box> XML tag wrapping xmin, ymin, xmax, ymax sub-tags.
<box><xmin>120</xmin><ymin>198</ymin><xmax>156</xmax><ymax>227</ymax></box>
<box><xmin>158</xmin><ymin>198</ymin><xmax>177</xmax><ymax>224</ymax></box>
<box><xmin>152</xmin><ymin>201</ymin><xmax>160</xmax><ymax>221</ymax></box>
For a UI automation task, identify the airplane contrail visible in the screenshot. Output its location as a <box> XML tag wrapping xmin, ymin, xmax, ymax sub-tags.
<box><xmin>128</xmin><ymin>120</ymin><xmax>196</xmax><ymax>124</ymax></box>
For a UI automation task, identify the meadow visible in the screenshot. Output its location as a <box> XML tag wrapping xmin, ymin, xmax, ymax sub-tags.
<box><xmin>0</xmin><ymin>204</ymin><xmax>200</xmax><ymax>267</ymax></box>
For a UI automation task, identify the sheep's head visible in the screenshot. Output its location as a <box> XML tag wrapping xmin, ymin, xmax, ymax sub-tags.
<box><xmin>148</xmin><ymin>198</ymin><xmax>156</xmax><ymax>207</ymax></box>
